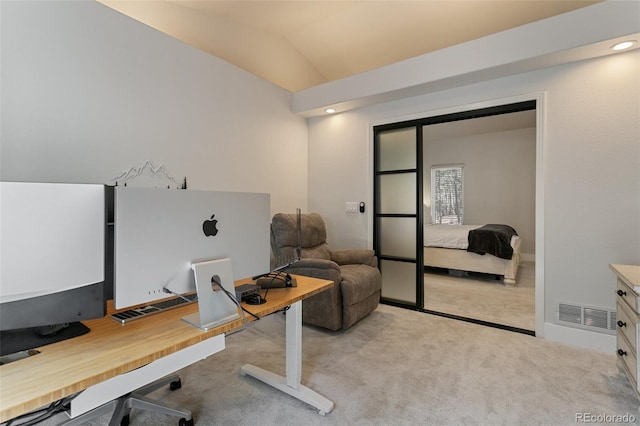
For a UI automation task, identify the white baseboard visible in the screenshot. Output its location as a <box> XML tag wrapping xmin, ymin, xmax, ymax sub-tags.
<box><xmin>543</xmin><ymin>322</ymin><xmax>615</xmax><ymax>354</ymax></box>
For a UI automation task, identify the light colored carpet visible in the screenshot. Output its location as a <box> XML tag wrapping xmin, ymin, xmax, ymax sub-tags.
<box><xmin>31</xmin><ymin>303</ymin><xmax>638</xmax><ymax>426</ymax></box>
<box><xmin>424</xmin><ymin>261</ymin><xmax>535</xmax><ymax>331</ymax></box>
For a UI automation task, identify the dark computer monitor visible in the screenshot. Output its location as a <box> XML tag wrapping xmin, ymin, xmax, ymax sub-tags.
<box><xmin>0</xmin><ymin>182</ymin><xmax>107</xmax><ymax>357</ymax></box>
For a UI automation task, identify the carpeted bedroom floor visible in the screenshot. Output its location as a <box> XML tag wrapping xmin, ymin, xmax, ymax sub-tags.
<box><xmin>424</xmin><ymin>261</ymin><xmax>536</xmax><ymax>331</ymax></box>
<box><xmin>32</xmin><ymin>300</ymin><xmax>638</xmax><ymax>426</ymax></box>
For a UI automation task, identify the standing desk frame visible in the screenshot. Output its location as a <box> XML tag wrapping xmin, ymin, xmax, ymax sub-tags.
<box><xmin>241</xmin><ymin>300</ymin><xmax>334</xmax><ymax>415</ymax></box>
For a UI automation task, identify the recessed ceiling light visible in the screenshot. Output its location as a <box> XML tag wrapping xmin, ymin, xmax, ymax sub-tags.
<box><xmin>325</xmin><ymin>108</ymin><xmax>336</xmax><ymax>114</ymax></box>
<box><xmin>612</xmin><ymin>40</ymin><xmax>636</xmax><ymax>51</ymax></box>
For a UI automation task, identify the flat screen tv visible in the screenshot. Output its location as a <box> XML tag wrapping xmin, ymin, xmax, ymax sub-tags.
<box><xmin>112</xmin><ymin>187</ymin><xmax>270</xmax><ymax>310</ymax></box>
<box><xmin>0</xmin><ymin>182</ymin><xmax>106</xmax><ymax>357</ymax></box>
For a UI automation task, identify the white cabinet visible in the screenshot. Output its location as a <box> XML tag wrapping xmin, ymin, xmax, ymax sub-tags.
<box><xmin>611</xmin><ymin>264</ymin><xmax>640</xmax><ymax>399</ymax></box>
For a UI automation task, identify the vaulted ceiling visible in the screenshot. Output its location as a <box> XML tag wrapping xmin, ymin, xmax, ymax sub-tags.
<box><xmin>98</xmin><ymin>0</ymin><xmax>601</xmax><ymax>93</ymax></box>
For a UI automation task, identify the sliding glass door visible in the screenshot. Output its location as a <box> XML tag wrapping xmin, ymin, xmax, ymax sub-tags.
<box><xmin>373</xmin><ymin>100</ymin><xmax>537</xmax><ymax>329</ymax></box>
<box><xmin>374</xmin><ymin>125</ymin><xmax>423</xmax><ymax>308</ymax></box>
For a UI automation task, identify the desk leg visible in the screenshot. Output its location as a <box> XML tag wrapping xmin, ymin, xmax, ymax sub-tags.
<box><xmin>240</xmin><ymin>301</ymin><xmax>334</xmax><ymax>415</ymax></box>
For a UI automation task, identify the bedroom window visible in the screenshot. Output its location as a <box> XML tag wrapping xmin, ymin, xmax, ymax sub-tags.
<box><xmin>431</xmin><ymin>165</ymin><xmax>464</xmax><ymax>224</ymax></box>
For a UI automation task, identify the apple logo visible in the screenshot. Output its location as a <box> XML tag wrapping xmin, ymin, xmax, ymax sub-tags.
<box><xmin>202</xmin><ymin>214</ymin><xmax>219</xmax><ymax>237</ymax></box>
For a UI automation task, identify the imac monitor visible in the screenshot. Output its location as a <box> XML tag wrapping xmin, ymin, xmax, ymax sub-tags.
<box><xmin>113</xmin><ymin>187</ymin><xmax>270</xmax><ymax>310</ymax></box>
<box><xmin>0</xmin><ymin>182</ymin><xmax>106</xmax><ymax>357</ymax></box>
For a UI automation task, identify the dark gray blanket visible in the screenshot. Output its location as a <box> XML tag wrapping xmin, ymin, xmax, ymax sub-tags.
<box><xmin>467</xmin><ymin>224</ymin><xmax>518</xmax><ymax>259</ymax></box>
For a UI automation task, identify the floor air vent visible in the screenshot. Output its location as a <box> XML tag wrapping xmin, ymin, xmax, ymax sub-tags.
<box><xmin>556</xmin><ymin>302</ymin><xmax>616</xmax><ymax>335</ymax></box>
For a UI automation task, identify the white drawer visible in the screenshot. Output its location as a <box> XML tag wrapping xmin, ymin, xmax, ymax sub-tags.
<box><xmin>617</xmin><ymin>332</ymin><xmax>638</xmax><ymax>386</ymax></box>
<box><xmin>612</xmin><ymin>265</ymin><xmax>640</xmax><ymax>400</ymax></box>
<box><xmin>69</xmin><ymin>334</ymin><xmax>225</xmax><ymax>417</ymax></box>
<box><xmin>617</xmin><ymin>301</ymin><xmax>639</xmax><ymax>352</ymax></box>
<box><xmin>617</xmin><ymin>278</ymin><xmax>639</xmax><ymax>312</ymax></box>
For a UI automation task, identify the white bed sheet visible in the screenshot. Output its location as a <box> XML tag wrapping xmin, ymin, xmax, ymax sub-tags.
<box><xmin>424</xmin><ymin>224</ymin><xmax>481</xmax><ymax>249</ymax></box>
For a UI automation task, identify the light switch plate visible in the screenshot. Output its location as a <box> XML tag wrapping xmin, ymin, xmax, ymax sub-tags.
<box><xmin>345</xmin><ymin>202</ymin><xmax>358</xmax><ymax>213</ymax></box>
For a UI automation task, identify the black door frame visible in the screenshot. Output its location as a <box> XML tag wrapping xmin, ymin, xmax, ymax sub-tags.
<box><xmin>374</xmin><ymin>100</ymin><xmax>536</xmax><ymax>320</ymax></box>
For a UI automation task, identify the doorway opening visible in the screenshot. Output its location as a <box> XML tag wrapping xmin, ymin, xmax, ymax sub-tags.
<box><xmin>374</xmin><ymin>99</ymin><xmax>538</xmax><ymax>335</ymax></box>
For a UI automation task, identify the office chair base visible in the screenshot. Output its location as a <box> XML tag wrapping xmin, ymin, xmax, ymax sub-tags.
<box><xmin>57</xmin><ymin>374</ymin><xmax>192</xmax><ymax>426</ymax></box>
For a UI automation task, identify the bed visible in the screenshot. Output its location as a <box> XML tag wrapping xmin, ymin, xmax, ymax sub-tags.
<box><xmin>423</xmin><ymin>223</ymin><xmax>522</xmax><ymax>286</ymax></box>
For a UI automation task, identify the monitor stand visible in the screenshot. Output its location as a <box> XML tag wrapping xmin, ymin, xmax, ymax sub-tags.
<box><xmin>182</xmin><ymin>258</ymin><xmax>240</xmax><ymax>331</ymax></box>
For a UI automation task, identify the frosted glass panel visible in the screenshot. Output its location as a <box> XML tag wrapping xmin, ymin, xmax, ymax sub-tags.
<box><xmin>379</xmin><ymin>217</ymin><xmax>415</xmax><ymax>258</ymax></box>
<box><xmin>380</xmin><ymin>260</ymin><xmax>416</xmax><ymax>304</ymax></box>
<box><xmin>379</xmin><ymin>128</ymin><xmax>416</xmax><ymax>171</ymax></box>
<box><xmin>379</xmin><ymin>173</ymin><xmax>416</xmax><ymax>214</ymax></box>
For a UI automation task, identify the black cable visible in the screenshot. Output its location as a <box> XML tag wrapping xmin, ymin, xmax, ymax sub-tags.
<box><xmin>211</xmin><ymin>277</ymin><xmax>254</xmax><ymax>335</ymax></box>
<box><xmin>240</xmin><ymin>304</ymin><xmax>260</xmax><ymax>321</ymax></box>
<box><xmin>242</xmin><ymin>293</ymin><xmax>265</xmax><ymax>306</ymax></box>
<box><xmin>259</xmin><ymin>270</ymin><xmax>291</xmax><ymax>302</ymax></box>
<box><xmin>261</xmin><ymin>273</ymin><xmax>276</xmax><ymax>302</ymax></box>
<box><xmin>162</xmin><ymin>287</ymin><xmax>197</xmax><ymax>303</ymax></box>
<box><xmin>271</xmin><ymin>305</ymin><xmax>291</xmax><ymax>316</ymax></box>
<box><xmin>6</xmin><ymin>394</ymin><xmax>77</xmax><ymax>426</ymax></box>
<box><xmin>249</xmin><ymin>271</ymin><xmax>286</xmax><ymax>304</ymax></box>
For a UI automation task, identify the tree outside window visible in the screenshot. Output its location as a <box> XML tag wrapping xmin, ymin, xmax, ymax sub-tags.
<box><xmin>431</xmin><ymin>165</ymin><xmax>463</xmax><ymax>224</ymax></box>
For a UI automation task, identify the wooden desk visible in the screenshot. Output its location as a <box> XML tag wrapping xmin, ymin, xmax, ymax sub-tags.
<box><xmin>0</xmin><ymin>275</ymin><xmax>333</xmax><ymax>423</ymax></box>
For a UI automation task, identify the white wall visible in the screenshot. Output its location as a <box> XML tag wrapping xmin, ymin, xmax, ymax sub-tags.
<box><xmin>307</xmin><ymin>51</ymin><xmax>640</xmax><ymax>342</ymax></box>
<box><xmin>3</xmin><ymin>0</ymin><xmax>638</xmax><ymax>350</ymax></box>
<box><xmin>424</xmin><ymin>127</ymin><xmax>536</xmax><ymax>255</ymax></box>
<box><xmin>0</xmin><ymin>0</ymin><xmax>308</xmax><ymax>216</ymax></box>
<box><xmin>307</xmin><ymin>110</ymin><xmax>373</xmax><ymax>248</ymax></box>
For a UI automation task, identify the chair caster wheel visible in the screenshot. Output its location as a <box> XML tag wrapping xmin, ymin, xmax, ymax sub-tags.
<box><xmin>120</xmin><ymin>414</ymin><xmax>130</xmax><ymax>426</ymax></box>
<box><xmin>170</xmin><ymin>379</ymin><xmax>182</xmax><ymax>391</ymax></box>
<box><xmin>319</xmin><ymin>411</ymin><xmax>326</xmax><ymax>416</ymax></box>
<box><xmin>179</xmin><ymin>418</ymin><xmax>194</xmax><ymax>426</ymax></box>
